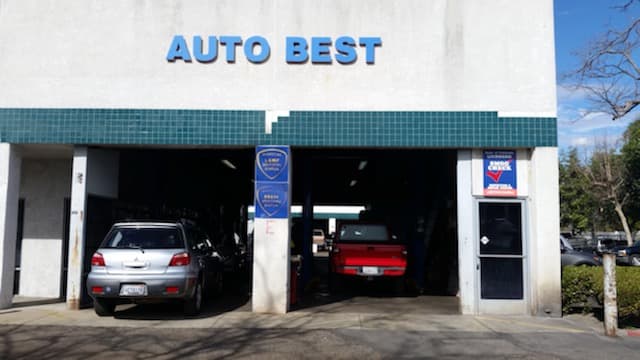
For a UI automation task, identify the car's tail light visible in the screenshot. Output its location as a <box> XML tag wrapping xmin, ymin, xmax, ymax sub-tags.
<box><xmin>165</xmin><ymin>286</ymin><xmax>179</xmax><ymax>294</ymax></box>
<box><xmin>91</xmin><ymin>286</ymin><xmax>104</xmax><ymax>294</ymax></box>
<box><xmin>91</xmin><ymin>252</ymin><xmax>105</xmax><ymax>267</ymax></box>
<box><xmin>169</xmin><ymin>252</ymin><xmax>190</xmax><ymax>266</ymax></box>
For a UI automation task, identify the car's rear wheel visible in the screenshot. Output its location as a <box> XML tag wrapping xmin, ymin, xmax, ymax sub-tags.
<box><xmin>184</xmin><ymin>279</ymin><xmax>203</xmax><ymax>316</ymax></box>
<box><xmin>93</xmin><ymin>298</ymin><xmax>116</xmax><ymax>317</ymax></box>
<box><xmin>630</xmin><ymin>254</ymin><xmax>640</xmax><ymax>266</ymax></box>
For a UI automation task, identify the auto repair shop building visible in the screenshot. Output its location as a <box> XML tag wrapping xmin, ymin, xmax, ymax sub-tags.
<box><xmin>0</xmin><ymin>0</ymin><xmax>559</xmax><ymax>316</ymax></box>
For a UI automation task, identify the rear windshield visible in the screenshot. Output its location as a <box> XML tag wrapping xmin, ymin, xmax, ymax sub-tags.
<box><xmin>101</xmin><ymin>227</ymin><xmax>184</xmax><ymax>249</ymax></box>
<box><xmin>338</xmin><ymin>224</ymin><xmax>389</xmax><ymax>242</ymax></box>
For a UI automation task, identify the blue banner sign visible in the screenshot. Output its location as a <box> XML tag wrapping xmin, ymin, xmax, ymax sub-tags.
<box><xmin>255</xmin><ymin>145</ymin><xmax>290</xmax><ymax>219</ymax></box>
<box><xmin>483</xmin><ymin>150</ymin><xmax>517</xmax><ymax>197</ymax></box>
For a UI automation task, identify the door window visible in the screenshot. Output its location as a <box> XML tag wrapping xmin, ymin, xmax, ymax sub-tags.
<box><xmin>478</xmin><ymin>202</ymin><xmax>524</xmax><ymax>300</ymax></box>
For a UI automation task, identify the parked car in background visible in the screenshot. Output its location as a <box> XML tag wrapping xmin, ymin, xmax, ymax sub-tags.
<box><xmin>560</xmin><ymin>236</ymin><xmax>601</xmax><ymax>267</ymax></box>
<box><xmin>313</xmin><ymin>228</ymin><xmax>326</xmax><ymax>250</ymax></box>
<box><xmin>596</xmin><ymin>238</ymin><xmax>628</xmax><ymax>255</ymax></box>
<box><xmin>87</xmin><ymin>220</ymin><xmax>223</xmax><ymax>316</ymax></box>
<box><xmin>614</xmin><ymin>240</ymin><xmax>640</xmax><ymax>266</ymax></box>
<box><xmin>325</xmin><ymin>232</ymin><xmax>335</xmax><ymax>251</ymax></box>
<box><xmin>329</xmin><ymin>222</ymin><xmax>407</xmax><ymax>292</ymax></box>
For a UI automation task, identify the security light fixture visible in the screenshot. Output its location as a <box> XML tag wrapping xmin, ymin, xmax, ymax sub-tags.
<box><xmin>349</xmin><ymin>180</ymin><xmax>357</xmax><ymax>187</ymax></box>
<box><xmin>358</xmin><ymin>160</ymin><xmax>368</xmax><ymax>171</ymax></box>
<box><xmin>221</xmin><ymin>159</ymin><xmax>237</xmax><ymax>170</ymax></box>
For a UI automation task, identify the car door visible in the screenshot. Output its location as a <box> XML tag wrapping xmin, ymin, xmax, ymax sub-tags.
<box><xmin>188</xmin><ymin>226</ymin><xmax>220</xmax><ymax>292</ymax></box>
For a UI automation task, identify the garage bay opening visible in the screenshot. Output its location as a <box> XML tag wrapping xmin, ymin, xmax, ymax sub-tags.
<box><xmin>288</xmin><ymin>149</ymin><xmax>460</xmax><ymax>314</ymax></box>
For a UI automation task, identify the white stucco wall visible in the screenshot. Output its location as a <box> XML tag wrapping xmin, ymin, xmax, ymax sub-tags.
<box><xmin>66</xmin><ymin>147</ymin><xmax>88</xmax><ymax>309</ymax></box>
<box><xmin>456</xmin><ymin>150</ymin><xmax>475</xmax><ymax>315</ymax></box>
<box><xmin>18</xmin><ymin>159</ymin><xmax>72</xmax><ymax>298</ymax></box>
<box><xmin>529</xmin><ymin>147</ymin><xmax>562</xmax><ymax>316</ymax></box>
<box><xmin>0</xmin><ymin>0</ymin><xmax>555</xmax><ymax>116</ymax></box>
<box><xmin>0</xmin><ymin>144</ymin><xmax>21</xmax><ymax>308</ymax></box>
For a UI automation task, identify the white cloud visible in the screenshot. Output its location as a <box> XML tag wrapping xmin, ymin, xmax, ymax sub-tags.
<box><xmin>556</xmin><ymin>84</ymin><xmax>591</xmax><ymax>103</ymax></box>
<box><xmin>571</xmin><ymin>137</ymin><xmax>590</xmax><ymax>146</ymax></box>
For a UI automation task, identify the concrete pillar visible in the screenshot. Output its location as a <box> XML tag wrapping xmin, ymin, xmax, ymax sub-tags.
<box><xmin>529</xmin><ymin>147</ymin><xmax>561</xmax><ymax>316</ymax></box>
<box><xmin>66</xmin><ymin>146</ymin><xmax>88</xmax><ymax>310</ymax></box>
<box><xmin>252</xmin><ymin>146</ymin><xmax>291</xmax><ymax>314</ymax></box>
<box><xmin>0</xmin><ymin>144</ymin><xmax>21</xmax><ymax>309</ymax></box>
<box><xmin>456</xmin><ymin>150</ymin><xmax>475</xmax><ymax>314</ymax></box>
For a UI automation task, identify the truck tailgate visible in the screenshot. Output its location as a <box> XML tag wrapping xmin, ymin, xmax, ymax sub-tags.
<box><xmin>335</xmin><ymin>244</ymin><xmax>407</xmax><ymax>267</ymax></box>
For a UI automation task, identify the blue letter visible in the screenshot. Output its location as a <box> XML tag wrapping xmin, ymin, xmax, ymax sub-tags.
<box><xmin>193</xmin><ymin>36</ymin><xmax>218</xmax><ymax>63</ymax></box>
<box><xmin>166</xmin><ymin>35</ymin><xmax>191</xmax><ymax>62</ymax></box>
<box><xmin>244</xmin><ymin>36</ymin><xmax>270</xmax><ymax>63</ymax></box>
<box><xmin>311</xmin><ymin>37</ymin><xmax>332</xmax><ymax>64</ymax></box>
<box><xmin>359</xmin><ymin>37</ymin><xmax>382</xmax><ymax>64</ymax></box>
<box><xmin>335</xmin><ymin>36</ymin><xmax>357</xmax><ymax>64</ymax></box>
<box><xmin>286</xmin><ymin>37</ymin><xmax>308</xmax><ymax>63</ymax></box>
<box><xmin>220</xmin><ymin>36</ymin><xmax>243</xmax><ymax>63</ymax></box>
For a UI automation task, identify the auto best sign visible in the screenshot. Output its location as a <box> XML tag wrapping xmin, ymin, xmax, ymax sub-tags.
<box><xmin>483</xmin><ymin>150</ymin><xmax>517</xmax><ymax>197</ymax></box>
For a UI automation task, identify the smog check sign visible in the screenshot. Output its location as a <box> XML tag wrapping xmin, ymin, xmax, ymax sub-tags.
<box><xmin>483</xmin><ymin>150</ymin><xmax>517</xmax><ymax>197</ymax></box>
<box><xmin>255</xmin><ymin>146</ymin><xmax>290</xmax><ymax>219</ymax></box>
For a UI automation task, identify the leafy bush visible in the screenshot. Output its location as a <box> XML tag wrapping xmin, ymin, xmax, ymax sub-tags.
<box><xmin>562</xmin><ymin>266</ymin><xmax>640</xmax><ymax>319</ymax></box>
<box><xmin>562</xmin><ymin>266</ymin><xmax>601</xmax><ymax>313</ymax></box>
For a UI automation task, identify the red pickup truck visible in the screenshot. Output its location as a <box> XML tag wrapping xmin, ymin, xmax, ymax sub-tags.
<box><xmin>329</xmin><ymin>222</ymin><xmax>407</xmax><ymax>291</ymax></box>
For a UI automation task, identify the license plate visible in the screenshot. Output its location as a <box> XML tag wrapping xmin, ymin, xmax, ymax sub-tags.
<box><xmin>119</xmin><ymin>284</ymin><xmax>147</xmax><ymax>296</ymax></box>
<box><xmin>362</xmin><ymin>266</ymin><xmax>379</xmax><ymax>275</ymax></box>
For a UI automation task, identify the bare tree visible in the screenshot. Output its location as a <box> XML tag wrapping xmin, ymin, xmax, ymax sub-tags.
<box><xmin>570</xmin><ymin>1</ymin><xmax>640</xmax><ymax>120</ymax></box>
<box><xmin>581</xmin><ymin>142</ymin><xmax>634</xmax><ymax>245</ymax></box>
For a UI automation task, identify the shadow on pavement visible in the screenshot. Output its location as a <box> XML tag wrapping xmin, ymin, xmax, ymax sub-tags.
<box><xmin>113</xmin><ymin>293</ymin><xmax>251</xmax><ymax>320</ymax></box>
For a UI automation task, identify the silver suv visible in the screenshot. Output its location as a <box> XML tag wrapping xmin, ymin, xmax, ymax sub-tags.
<box><xmin>86</xmin><ymin>220</ymin><xmax>223</xmax><ymax>316</ymax></box>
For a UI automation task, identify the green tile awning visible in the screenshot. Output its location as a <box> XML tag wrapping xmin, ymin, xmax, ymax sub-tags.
<box><xmin>0</xmin><ymin>108</ymin><xmax>557</xmax><ymax>148</ymax></box>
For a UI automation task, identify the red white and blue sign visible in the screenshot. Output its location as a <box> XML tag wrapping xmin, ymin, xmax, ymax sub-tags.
<box><xmin>255</xmin><ymin>145</ymin><xmax>290</xmax><ymax>219</ymax></box>
<box><xmin>483</xmin><ymin>150</ymin><xmax>517</xmax><ymax>197</ymax></box>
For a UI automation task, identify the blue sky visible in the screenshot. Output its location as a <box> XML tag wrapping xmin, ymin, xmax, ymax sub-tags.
<box><xmin>554</xmin><ymin>0</ymin><xmax>638</xmax><ymax>151</ymax></box>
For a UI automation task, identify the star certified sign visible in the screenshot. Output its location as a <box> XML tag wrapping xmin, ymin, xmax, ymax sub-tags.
<box><xmin>483</xmin><ymin>150</ymin><xmax>517</xmax><ymax>197</ymax></box>
<box><xmin>256</xmin><ymin>148</ymin><xmax>289</xmax><ymax>182</ymax></box>
<box><xmin>255</xmin><ymin>145</ymin><xmax>290</xmax><ymax>219</ymax></box>
<box><xmin>256</xmin><ymin>184</ymin><xmax>288</xmax><ymax>218</ymax></box>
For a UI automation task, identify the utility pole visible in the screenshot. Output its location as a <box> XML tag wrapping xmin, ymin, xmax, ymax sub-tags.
<box><xmin>603</xmin><ymin>253</ymin><xmax>618</xmax><ymax>337</ymax></box>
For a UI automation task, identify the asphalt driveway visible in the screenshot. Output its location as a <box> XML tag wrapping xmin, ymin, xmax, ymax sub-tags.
<box><xmin>1</xmin><ymin>299</ymin><xmax>640</xmax><ymax>359</ymax></box>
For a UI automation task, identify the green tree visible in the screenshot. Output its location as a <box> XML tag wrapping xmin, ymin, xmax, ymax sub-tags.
<box><xmin>559</xmin><ymin>148</ymin><xmax>594</xmax><ymax>234</ymax></box>
<box><xmin>621</xmin><ymin>119</ymin><xmax>640</xmax><ymax>229</ymax></box>
<box><xmin>584</xmin><ymin>144</ymin><xmax>634</xmax><ymax>245</ymax></box>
